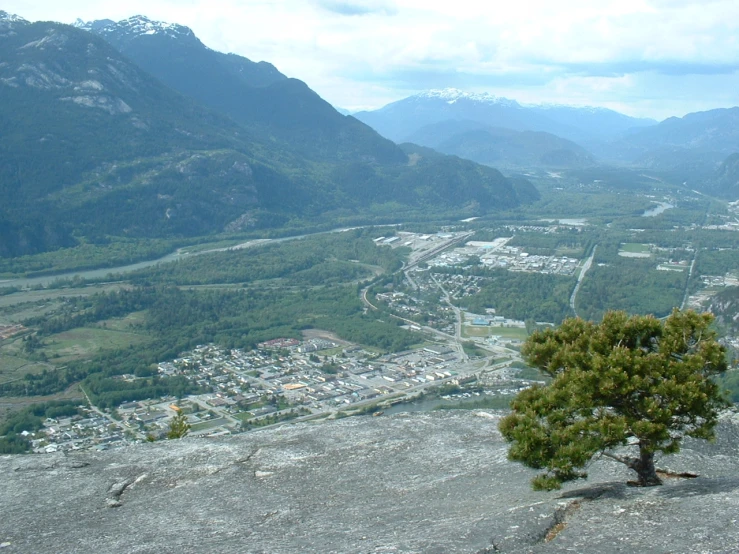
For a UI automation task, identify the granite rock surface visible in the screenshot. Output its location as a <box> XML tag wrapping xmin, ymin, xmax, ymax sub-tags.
<box><xmin>2</xmin><ymin>410</ymin><xmax>739</xmax><ymax>553</ymax></box>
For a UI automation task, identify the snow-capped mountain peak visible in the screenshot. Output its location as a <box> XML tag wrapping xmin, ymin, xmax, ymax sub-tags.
<box><xmin>414</xmin><ymin>88</ymin><xmax>520</xmax><ymax>108</ymax></box>
<box><xmin>82</xmin><ymin>15</ymin><xmax>195</xmax><ymax>41</ymax></box>
<box><xmin>0</xmin><ymin>10</ymin><xmax>28</xmax><ymax>29</ymax></box>
<box><xmin>0</xmin><ymin>11</ymin><xmax>27</xmax><ymax>23</ymax></box>
<box><xmin>73</xmin><ymin>18</ymin><xmax>114</xmax><ymax>32</ymax></box>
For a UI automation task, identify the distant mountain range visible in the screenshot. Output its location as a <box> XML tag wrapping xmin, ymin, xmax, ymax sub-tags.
<box><xmin>611</xmin><ymin>108</ymin><xmax>739</xmax><ymax>175</ymax></box>
<box><xmin>353</xmin><ymin>89</ymin><xmax>653</xmax><ymax>169</ymax></box>
<box><xmin>355</xmin><ymin>89</ymin><xmax>739</xmax><ymax>177</ymax></box>
<box><xmin>0</xmin><ymin>12</ymin><xmax>537</xmax><ymax>257</ymax></box>
<box><xmin>354</xmin><ymin>89</ymin><xmax>656</xmax><ymax>146</ymax></box>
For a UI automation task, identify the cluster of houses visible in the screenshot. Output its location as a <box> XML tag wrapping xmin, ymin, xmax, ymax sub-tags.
<box><xmin>26</xmin><ymin>411</ymin><xmax>126</xmax><ymax>453</ymax></box>
<box><xmin>152</xmin><ymin>339</ymin><xmax>471</xmax><ymax>428</ymax></box>
<box><xmin>429</xmin><ymin>241</ymin><xmax>579</xmax><ymax>276</ymax></box>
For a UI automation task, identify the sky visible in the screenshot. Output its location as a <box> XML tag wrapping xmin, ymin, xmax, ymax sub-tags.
<box><xmin>4</xmin><ymin>0</ymin><xmax>739</xmax><ymax>120</ymax></box>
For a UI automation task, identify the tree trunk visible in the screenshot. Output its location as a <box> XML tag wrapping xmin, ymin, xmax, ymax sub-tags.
<box><xmin>602</xmin><ymin>446</ymin><xmax>663</xmax><ymax>487</ymax></box>
<box><xmin>632</xmin><ymin>445</ymin><xmax>662</xmax><ymax>487</ymax></box>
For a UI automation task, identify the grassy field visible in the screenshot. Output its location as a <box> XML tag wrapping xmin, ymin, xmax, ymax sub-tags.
<box><xmin>555</xmin><ymin>246</ymin><xmax>585</xmax><ymax>257</ymax></box>
<box><xmin>657</xmin><ymin>264</ymin><xmax>687</xmax><ymax>272</ymax></box>
<box><xmin>620</xmin><ymin>243</ymin><xmax>651</xmax><ymax>253</ymax></box>
<box><xmin>0</xmin><ymin>285</ymin><xmax>128</xmax><ymax>324</ymax></box>
<box><xmin>96</xmin><ymin>311</ymin><xmax>147</xmax><ymax>332</ymax></box>
<box><xmin>41</xmin><ymin>327</ymin><xmax>150</xmax><ymax>363</ymax></box>
<box><xmin>0</xmin><ymin>385</ymin><xmax>85</xmax><ymax>416</ymax></box>
<box><xmin>0</xmin><ymin>354</ymin><xmax>50</xmax><ymax>383</ymax></box>
<box><xmin>190</xmin><ymin>417</ymin><xmax>229</xmax><ymax>432</ymax></box>
<box><xmin>0</xmin><ymin>306</ymin><xmax>149</xmax><ymax>388</ymax></box>
<box><xmin>464</xmin><ymin>326</ymin><xmax>528</xmax><ymax>340</ymax></box>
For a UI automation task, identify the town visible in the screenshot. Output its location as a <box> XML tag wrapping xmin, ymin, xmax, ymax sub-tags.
<box><xmin>8</xmin><ymin>187</ymin><xmax>739</xmax><ymax>453</ymax></box>
<box><xmin>26</xmin><ymin>335</ymin><xmax>531</xmax><ymax>452</ymax></box>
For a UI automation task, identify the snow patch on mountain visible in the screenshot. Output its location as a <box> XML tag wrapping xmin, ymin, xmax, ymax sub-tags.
<box><xmin>529</xmin><ymin>102</ymin><xmax>611</xmax><ymax>114</ymax></box>
<box><xmin>414</xmin><ymin>88</ymin><xmax>520</xmax><ymax>107</ymax></box>
<box><xmin>412</xmin><ymin>89</ymin><xmax>636</xmax><ymax>118</ymax></box>
<box><xmin>0</xmin><ymin>10</ymin><xmax>28</xmax><ymax>32</ymax></box>
<box><xmin>0</xmin><ymin>11</ymin><xmax>27</xmax><ymax>24</ymax></box>
<box><xmin>77</xmin><ymin>15</ymin><xmax>194</xmax><ymax>41</ymax></box>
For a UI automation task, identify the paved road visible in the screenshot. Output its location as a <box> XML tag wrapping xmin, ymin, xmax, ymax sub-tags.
<box><xmin>79</xmin><ymin>385</ymin><xmax>147</xmax><ymax>441</ymax></box>
<box><xmin>680</xmin><ymin>252</ymin><xmax>698</xmax><ymax>310</ymax></box>
<box><xmin>570</xmin><ymin>245</ymin><xmax>597</xmax><ymax>317</ymax></box>
<box><xmin>430</xmin><ymin>273</ymin><xmax>468</xmax><ymax>362</ymax></box>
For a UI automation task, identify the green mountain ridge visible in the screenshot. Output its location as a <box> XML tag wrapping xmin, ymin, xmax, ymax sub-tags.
<box><xmin>406</xmin><ymin>120</ymin><xmax>595</xmax><ymax>169</ymax></box>
<box><xmin>602</xmin><ymin>108</ymin><xmax>739</xmax><ymax>178</ymax></box>
<box><xmin>705</xmin><ymin>153</ymin><xmax>739</xmax><ymax>199</ymax></box>
<box><xmin>0</xmin><ymin>16</ymin><xmax>536</xmax><ymax>257</ymax></box>
<box><xmin>84</xmin><ymin>15</ymin><xmax>406</xmax><ymax>165</ymax></box>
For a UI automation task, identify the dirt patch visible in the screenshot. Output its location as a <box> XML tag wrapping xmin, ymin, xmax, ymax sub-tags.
<box><xmin>544</xmin><ymin>500</ymin><xmax>581</xmax><ymax>542</ymax></box>
<box><xmin>300</xmin><ymin>329</ymin><xmax>352</xmax><ymax>346</ymax></box>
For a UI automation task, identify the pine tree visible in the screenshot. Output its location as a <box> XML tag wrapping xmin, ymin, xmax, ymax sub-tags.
<box><xmin>500</xmin><ymin>309</ymin><xmax>729</xmax><ymax>490</ymax></box>
<box><xmin>166</xmin><ymin>411</ymin><xmax>191</xmax><ymax>440</ymax></box>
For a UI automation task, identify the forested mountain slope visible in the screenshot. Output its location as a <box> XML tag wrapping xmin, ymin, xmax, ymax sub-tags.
<box><xmin>82</xmin><ymin>15</ymin><xmax>406</xmax><ymax>164</ymax></box>
<box><xmin>0</xmin><ymin>13</ymin><xmax>536</xmax><ymax>257</ymax></box>
<box><xmin>406</xmin><ymin>120</ymin><xmax>595</xmax><ymax>169</ymax></box>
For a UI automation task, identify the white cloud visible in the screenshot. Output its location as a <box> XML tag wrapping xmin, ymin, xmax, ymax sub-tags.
<box><xmin>4</xmin><ymin>0</ymin><xmax>739</xmax><ymax>117</ymax></box>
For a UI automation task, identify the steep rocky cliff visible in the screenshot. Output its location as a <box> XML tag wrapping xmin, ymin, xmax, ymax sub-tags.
<box><xmin>2</xmin><ymin>411</ymin><xmax>739</xmax><ymax>553</ymax></box>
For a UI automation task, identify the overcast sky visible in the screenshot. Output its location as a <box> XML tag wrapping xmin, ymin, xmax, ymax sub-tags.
<box><xmin>5</xmin><ymin>0</ymin><xmax>739</xmax><ymax>120</ymax></box>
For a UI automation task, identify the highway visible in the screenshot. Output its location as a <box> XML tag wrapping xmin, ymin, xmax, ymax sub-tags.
<box><xmin>570</xmin><ymin>244</ymin><xmax>597</xmax><ymax>317</ymax></box>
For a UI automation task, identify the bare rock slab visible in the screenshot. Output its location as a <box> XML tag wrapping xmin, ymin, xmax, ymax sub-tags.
<box><xmin>1</xmin><ymin>411</ymin><xmax>738</xmax><ymax>553</ymax></box>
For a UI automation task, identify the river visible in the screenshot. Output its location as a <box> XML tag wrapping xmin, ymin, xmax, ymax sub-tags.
<box><xmin>642</xmin><ymin>202</ymin><xmax>674</xmax><ymax>217</ymax></box>
<box><xmin>2</xmin><ymin>225</ymin><xmax>386</xmax><ymax>289</ymax></box>
<box><xmin>1</xmin><ymin>250</ymin><xmax>189</xmax><ymax>289</ymax></box>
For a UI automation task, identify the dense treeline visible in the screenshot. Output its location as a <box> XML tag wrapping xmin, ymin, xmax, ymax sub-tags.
<box><xmin>611</xmin><ymin>203</ymin><xmax>709</xmax><ymax>231</ymax></box>
<box><xmin>0</xmin><ymin>401</ymin><xmax>81</xmax><ymax>436</ymax></box>
<box><xmin>128</xmin><ymin>229</ymin><xmax>407</xmax><ymax>286</ymax></box>
<box><xmin>432</xmin><ymin>266</ymin><xmax>574</xmax><ymax>323</ymax></box>
<box><xmin>0</xmin><ymin>433</ymin><xmax>31</xmax><ymax>454</ymax></box>
<box><xmin>0</xmin><ymin>401</ymin><xmax>86</xmax><ymax>454</ymax></box>
<box><xmin>576</xmin><ymin>260</ymin><xmax>686</xmax><ymax>321</ymax></box>
<box><xmin>0</xmin><ymin>401</ymin><xmax>83</xmax><ymax>453</ymax></box>
<box><xmin>27</xmin><ymin>287</ymin><xmax>161</xmax><ymax>336</ymax></box>
<box><xmin>694</xmin><ymin>249</ymin><xmax>739</xmax><ymax>277</ymax></box>
<box><xmin>637</xmin><ymin>229</ymin><xmax>739</xmax><ymax>250</ymax></box>
<box><xmin>0</xmin><ymin>237</ymin><xmax>183</xmax><ymax>278</ymax></box>
<box><xmin>83</xmin><ymin>374</ymin><xmax>198</xmax><ymax>410</ymax></box>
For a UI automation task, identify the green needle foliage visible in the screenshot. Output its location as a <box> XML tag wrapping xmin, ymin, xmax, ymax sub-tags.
<box><xmin>166</xmin><ymin>411</ymin><xmax>191</xmax><ymax>440</ymax></box>
<box><xmin>499</xmin><ymin>309</ymin><xmax>729</xmax><ymax>490</ymax></box>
